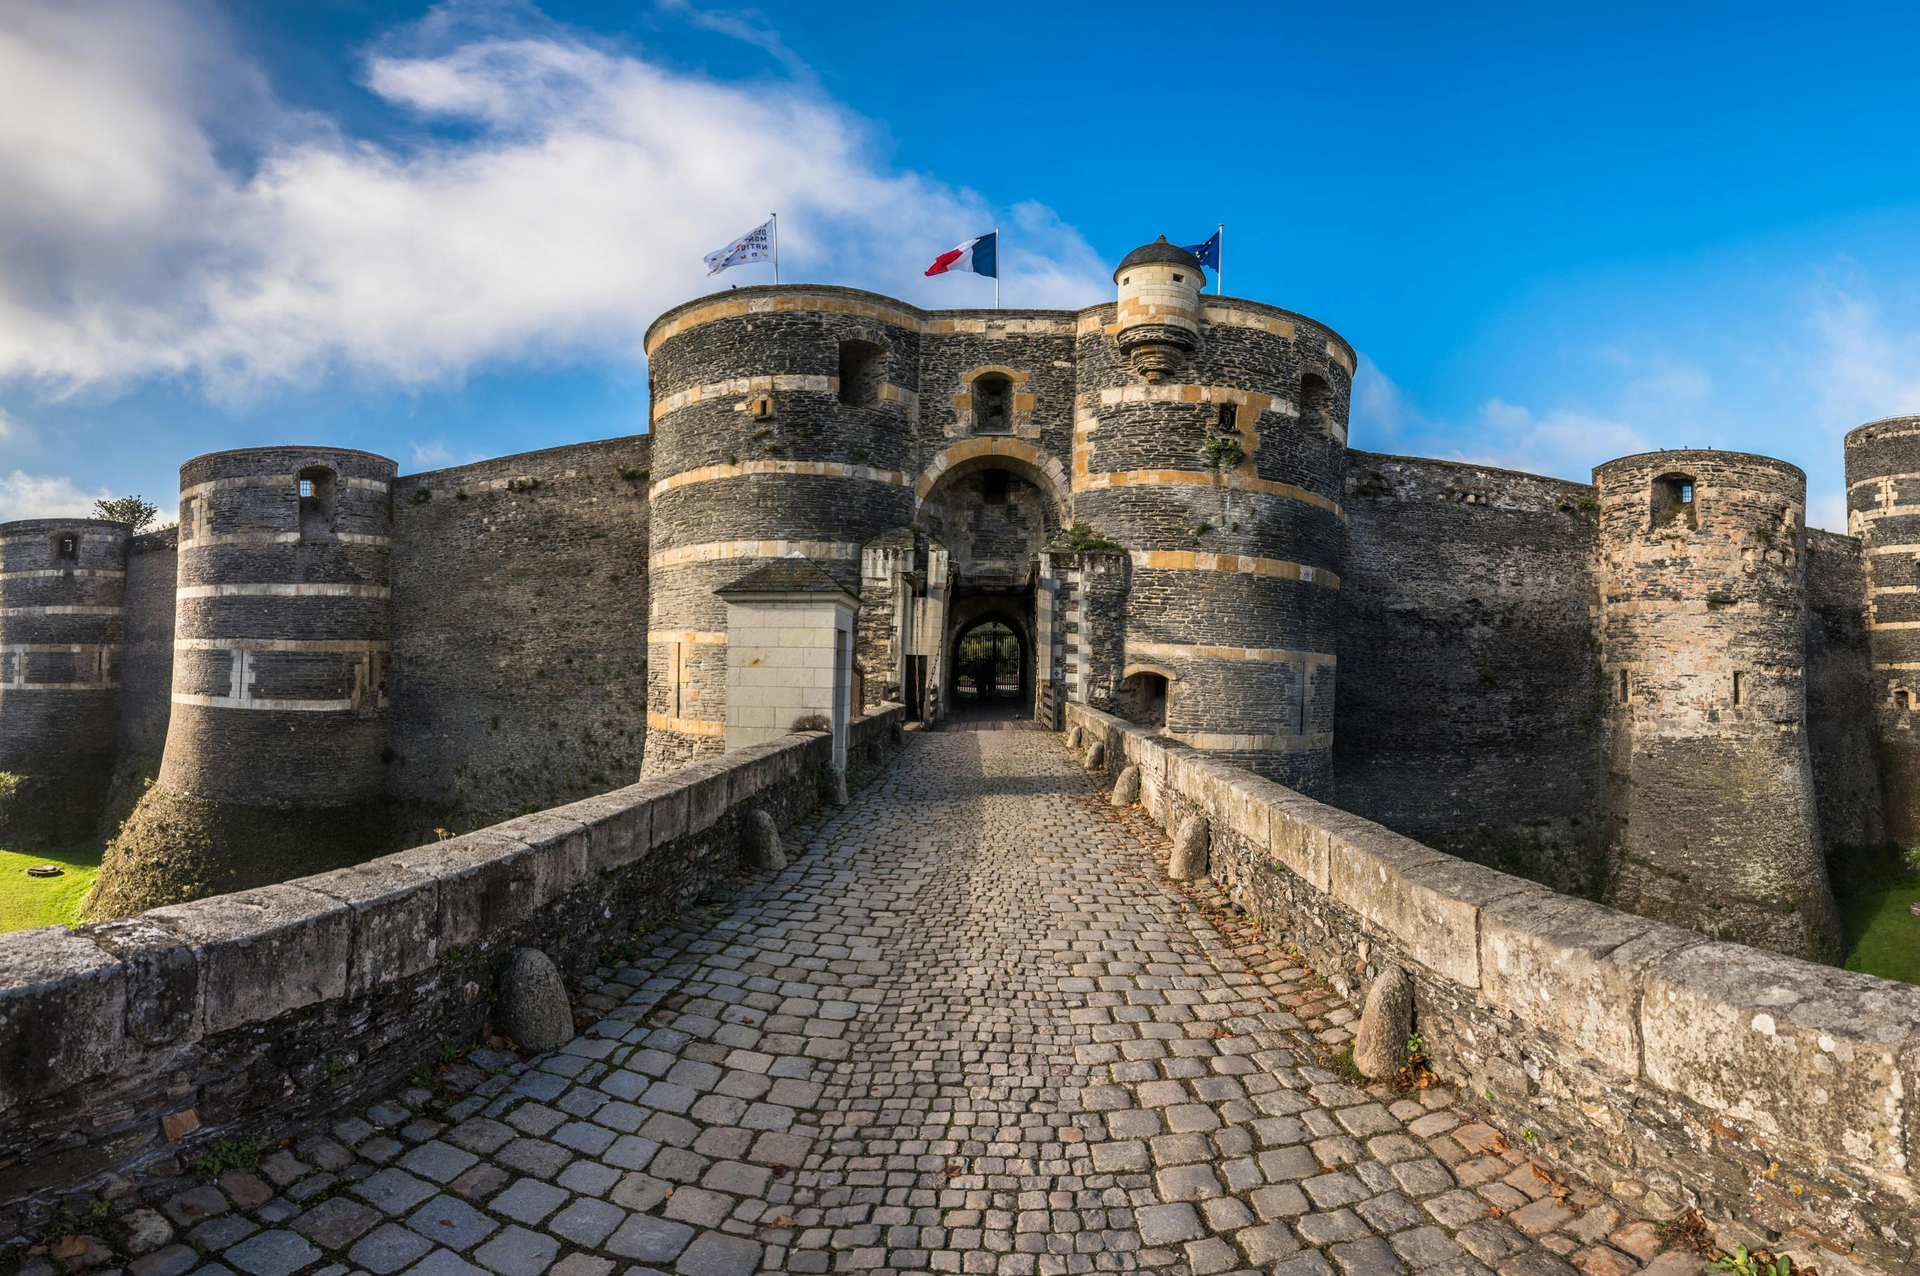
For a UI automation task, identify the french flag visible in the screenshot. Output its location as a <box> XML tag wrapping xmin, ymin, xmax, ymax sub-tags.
<box><xmin>925</xmin><ymin>231</ymin><xmax>998</xmax><ymax>278</ymax></box>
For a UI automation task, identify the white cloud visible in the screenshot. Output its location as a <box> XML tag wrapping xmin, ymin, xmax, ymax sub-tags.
<box><xmin>1451</xmin><ymin>399</ymin><xmax>1651</xmax><ymax>481</ymax></box>
<box><xmin>0</xmin><ymin>471</ymin><xmax>109</xmax><ymax>521</ymax></box>
<box><xmin>0</xmin><ymin>408</ymin><xmax>18</xmax><ymax>441</ymax></box>
<box><xmin>0</xmin><ymin>0</ymin><xmax>1109</xmax><ymax>401</ymax></box>
<box><xmin>1807</xmin><ymin>287</ymin><xmax>1920</xmax><ymax>433</ymax></box>
<box><xmin>410</xmin><ymin>438</ymin><xmax>457</xmax><ymax>470</ymax></box>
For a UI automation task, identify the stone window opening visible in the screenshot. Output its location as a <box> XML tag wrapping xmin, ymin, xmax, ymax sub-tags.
<box><xmin>298</xmin><ymin>466</ymin><xmax>337</xmax><ymax>540</ymax></box>
<box><xmin>1299</xmin><ymin>373</ymin><xmax>1335</xmax><ymax>439</ymax></box>
<box><xmin>1216</xmin><ymin>402</ymin><xmax>1238</xmax><ymax>432</ymax></box>
<box><xmin>1619</xmin><ymin>668</ymin><xmax>1631</xmax><ymax>702</ymax></box>
<box><xmin>53</xmin><ymin>533</ymin><xmax>78</xmax><ymax>564</ymax></box>
<box><xmin>837</xmin><ymin>340</ymin><xmax>888</xmax><ymax>407</ymax></box>
<box><xmin>1652</xmin><ymin>473</ymin><xmax>1698</xmax><ymax>530</ymax></box>
<box><xmin>1120</xmin><ymin>670</ymin><xmax>1169</xmax><ymax>728</ymax></box>
<box><xmin>973</xmin><ymin>373</ymin><xmax>1013</xmax><ymax>434</ymax></box>
<box><xmin>1733</xmin><ymin>670</ymin><xmax>1746</xmax><ymax>706</ymax></box>
<box><xmin>1898</xmin><ymin>687</ymin><xmax>1912</xmax><ymax>713</ymax></box>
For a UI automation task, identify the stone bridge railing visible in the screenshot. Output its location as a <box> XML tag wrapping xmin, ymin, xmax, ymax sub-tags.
<box><xmin>1064</xmin><ymin>702</ymin><xmax>1919</xmax><ymax>1272</ymax></box>
<box><xmin>0</xmin><ymin>707</ymin><xmax>905</xmax><ymax>1231</ymax></box>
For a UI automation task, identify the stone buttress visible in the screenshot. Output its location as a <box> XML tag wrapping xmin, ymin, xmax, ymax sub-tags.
<box><xmin>1596</xmin><ymin>450</ymin><xmax>1840</xmax><ymax>959</ymax></box>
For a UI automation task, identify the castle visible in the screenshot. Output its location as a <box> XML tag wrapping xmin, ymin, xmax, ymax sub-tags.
<box><xmin>5</xmin><ymin>237</ymin><xmax>1912</xmax><ymax>960</ymax></box>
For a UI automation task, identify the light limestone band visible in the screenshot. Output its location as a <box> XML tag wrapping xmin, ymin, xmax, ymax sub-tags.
<box><xmin>0</xmin><ymin>532</ymin><xmax>123</xmax><ymax>546</ymax></box>
<box><xmin>0</xmin><ymin>569</ymin><xmax>126</xmax><ymax>581</ymax></box>
<box><xmin>647</xmin><ymin>631</ymin><xmax>728</xmax><ymax>645</ymax></box>
<box><xmin>182</xmin><ymin>531</ymin><xmax>392</xmax><ymax>551</ymax></box>
<box><xmin>651</xmin><ymin>461</ymin><xmax>912</xmax><ymax>500</ymax></box>
<box><xmin>179</xmin><ymin>474</ymin><xmax>391</xmax><ymax>501</ymax></box>
<box><xmin>650</xmin><ymin>540</ymin><xmax>859</xmax><ymax>570</ymax></box>
<box><xmin>174</xmin><ymin>638</ymin><xmax>391</xmax><ymax>652</ymax></box>
<box><xmin>646</xmin><ymin>711</ymin><xmax>727</xmax><ymax>738</ymax></box>
<box><xmin>1127</xmin><ymin>640</ymin><xmax>1336</xmax><ymax>665</ymax></box>
<box><xmin>645</xmin><ymin>293</ymin><xmax>1079</xmax><ymax>357</ymax></box>
<box><xmin>175</xmin><ymin>583</ymin><xmax>392</xmax><ymax>600</ymax></box>
<box><xmin>0</xmin><ymin>605</ymin><xmax>123</xmax><ymax>617</ymax></box>
<box><xmin>171</xmin><ymin>693</ymin><xmax>354</xmax><ymax>712</ymax></box>
<box><xmin>5</xmin><ymin>641</ymin><xmax>119</xmax><ymax>691</ymax></box>
<box><xmin>1162</xmin><ymin>727</ymin><xmax>1335</xmax><ymax>753</ymax></box>
<box><xmin>1128</xmin><ymin>550</ymin><xmax>1341</xmax><ymax>589</ymax></box>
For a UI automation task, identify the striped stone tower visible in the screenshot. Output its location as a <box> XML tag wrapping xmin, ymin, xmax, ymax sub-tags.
<box><xmin>1845</xmin><ymin>415</ymin><xmax>1920</xmax><ymax>843</ymax></box>
<box><xmin>0</xmin><ymin>518</ymin><xmax>128</xmax><ymax>843</ymax></box>
<box><xmin>92</xmin><ymin>447</ymin><xmax>397</xmax><ymax>913</ymax></box>
<box><xmin>1071</xmin><ymin>239</ymin><xmax>1352</xmax><ymax>796</ymax></box>
<box><xmin>640</xmin><ymin>289</ymin><xmax>921</xmax><ymax>773</ymax></box>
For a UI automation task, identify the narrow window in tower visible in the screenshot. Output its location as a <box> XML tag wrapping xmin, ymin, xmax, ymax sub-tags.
<box><xmin>1619</xmin><ymin>668</ymin><xmax>1630</xmax><ymax>701</ymax></box>
<box><xmin>1217</xmin><ymin>402</ymin><xmax>1238</xmax><ymax>432</ymax></box>
<box><xmin>1652</xmin><ymin>474</ymin><xmax>1697</xmax><ymax>529</ymax></box>
<box><xmin>1898</xmin><ymin>688</ymin><xmax>1912</xmax><ymax>713</ymax></box>
<box><xmin>837</xmin><ymin>340</ymin><xmax>887</xmax><ymax>407</ymax></box>
<box><xmin>1172</xmin><ymin>273</ymin><xmax>1184</xmax><ymax>283</ymax></box>
<box><xmin>298</xmin><ymin>467</ymin><xmax>337</xmax><ymax>540</ymax></box>
<box><xmin>54</xmin><ymin>534</ymin><xmax>78</xmax><ymax>563</ymax></box>
<box><xmin>1733</xmin><ymin>670</ymin><xmax>1746</xmax><ymax>706</ymax></box>
<box><xmin>1300</xmin><ymin>374</ymin><xmax>1334</xmax><ymax>439</ymax></box>
<box><xmin>974</xmin><ymin>374</ymin><xmax>1013</xmax><ymax>434</ymax></box>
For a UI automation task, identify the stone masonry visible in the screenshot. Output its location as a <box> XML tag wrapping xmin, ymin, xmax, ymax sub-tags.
<box><xmin>16</xmin><ymin>729</ymin><xmax>1786</xmax><ymax>1276</ymax></box>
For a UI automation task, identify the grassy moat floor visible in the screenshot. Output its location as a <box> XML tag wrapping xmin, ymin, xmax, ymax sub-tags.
<box><xmin>1839</xmin><ymin>880</ymin><xmax>1920</xmax><ymax>986</ymax></box>
<box><xmin>0</xmin><ymin>842</ymin><xmax>102</xmax><ymax>933</ymax></box>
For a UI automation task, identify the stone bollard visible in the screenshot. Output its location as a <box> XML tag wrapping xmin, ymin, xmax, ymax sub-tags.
<box><xmin>1353</xmin><ymin>965</ymin><xmax>1416</xmax><ymax>1079</ymax></box>
<box><xmin>1084</xmin><ymin>741</ymin><xmax>1106</xmax><ymax>772</ymax></box>
<box><xmin>828</xmin><ymin>767</ymin><xmax>850</xmax><ymax>806</ymax></box>
<box><xmin>498</xmin><ymin>948</ymin><xmax>573</xmax><ymax>1052</ymax></box>
<box><xmin>1110</xmin><ymin>765</ymin><xmax>1140</xmax><ymax>807</ymax></box>
<box><xmin>1067</xmin><ymin>725</ymin><xmax>1083</xmax><ymax>749</ymax></box>
<box><xmin>744</xmin><ymin>808</ymin><xmax>786</xmax><ymax>872</ymax></box>
<box><xmin>1169</xmin><ymin>813</ymin><xmax>1210</xmax><ymax>880</ymax></box>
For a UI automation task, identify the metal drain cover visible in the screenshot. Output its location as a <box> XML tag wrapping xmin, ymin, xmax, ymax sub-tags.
<box><xmin>25</xmin><ymin>864</ymin><xmax>63</xmax><ymax>878</ymax></box>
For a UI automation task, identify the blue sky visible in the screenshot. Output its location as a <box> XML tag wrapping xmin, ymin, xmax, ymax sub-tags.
<box><xmin>7</xmin><ymin>1</ymin><xmax>1920</xmax><ymax>531</ymax></box>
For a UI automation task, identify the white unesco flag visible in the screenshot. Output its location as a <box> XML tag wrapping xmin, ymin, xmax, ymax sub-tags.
<box><xmin>704</xmin><ymin>219</ymin><xmax>774</xmax><ymax>275</ymax></box>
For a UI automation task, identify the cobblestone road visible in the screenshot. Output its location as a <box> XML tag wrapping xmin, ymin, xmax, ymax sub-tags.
<box><xmin>124</xmin><ymin>729</ymin><xmax>1686</xmax><ymax>1276</ymax></box>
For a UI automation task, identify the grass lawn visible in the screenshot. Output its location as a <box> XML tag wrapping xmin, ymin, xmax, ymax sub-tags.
<box><xmin>0</xmin><ymin>842</ymin><xmax>102</xmax><ymax>934</ymax></box>
<box><xmin>1839</xmin><ymin>881</ymin><xmax>1920</xmax><ymax>986</ymax></box>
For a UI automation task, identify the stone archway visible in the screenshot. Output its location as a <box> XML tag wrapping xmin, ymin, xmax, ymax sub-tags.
<box><xmin>948</xmin><ymin>603</ymin><xmax>1035</xmax><ymax>716</ymax></box>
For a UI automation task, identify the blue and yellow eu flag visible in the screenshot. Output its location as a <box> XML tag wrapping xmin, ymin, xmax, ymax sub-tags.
<box><xmin>1184</xmin><ymin>229</ymin><xmax>1221</xmax><ymax>270</ymax></box>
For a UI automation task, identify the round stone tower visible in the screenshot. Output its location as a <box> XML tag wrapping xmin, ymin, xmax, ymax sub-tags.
<box><xmin>1595</xmin><ymin>449</ymin><xmax>1839</xmax><ymax>959</ymax></box>
<box><xmin>91</xmin><ymin>447</ymin><xmax>397</xmax><ymax>915</ymax></box>
<box><xmin>1073</xmin><ymin>240</ymin><xmax>1351</xmax><ymax>796</ymax></box>
<box><xmin>0</xmin><ymin>518</ymin><xmax>128</xmax><ymax>844</ymax></box>
<box><xmin>640</xmin><ymin>287</ymin><xmax>921</xmax><ymax>773</ymax></box>
<box><xmin>1844</xmin><ymin>415</ymin><xmax>1920</xmax><ymax>843</ymax></box>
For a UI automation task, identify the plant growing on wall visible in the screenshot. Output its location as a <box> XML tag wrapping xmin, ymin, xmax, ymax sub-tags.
<box><xmin>1203</xmin><ymin>437</ymin><xmax>1245</xmax><ymax>468</ymax></box>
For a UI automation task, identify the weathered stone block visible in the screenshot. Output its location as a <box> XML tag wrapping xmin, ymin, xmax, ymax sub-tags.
<box><xmin>1323</xmin><ymin>827</ymin><xmax>1478</xmax><ymax>987</ymax></box>
<box><xmin>1110</xmin><ymin>765</ymin><xmax>1140</xmax><ymax>807</ymax></box>
<box><xmin>1085</xmin><ymin>741</ymin><xmax>1106</xmax><ymax>771</ymax></box>
<box><xmin>1479</xmin><ymin>892</ymin><xmax>1700</xmax><ymax>1080</ymax></box>
<box><xmin>392</xmin><ymin>827</ymin><xmax>540</xmax><ymax>951</ymax></box>
<box><xmin>553</xmin><ymin>785</ymin><xmax>656</xmax><ymax>874</ymax></box>
<box><xmin>0</xmin><ymin>928</ymin><xmax>124</xmax><ymax>1108</ymax></box>
<box><xmin>144</xmin><ymin>885</ymin><xmax>350</xmax><ymax>1034</ymax></box>
<box><xmin>1640</xmin><ymin>943</ymin><xmax>1920</xmax><ymax>1181</ymax></box>
<box><xmin>647</xmin><ymin>782</ymin><xmax>690</xmax><ymax>850</ymax></box>
<box><xmin>289</xmin><ymin>858</ymin><xmax>439</xmax><ymax>997</ymax></box>
<box><xmin>678</xmin><ymin>758</ymin><xmax>735</xmax><ymax>836</ymax></box>
<box><xmin>489</xmin><ymin>810</ymin><xmax>592</xmax><ymax>905</ymax></box>
<box><xmin>75</xmin><ymin>917</ymin><xmax>196</xmax><ymax>1047</ymax></box>
<box><xmin>1353</xmin><ymin>966</ymin><xmax>1414</xmax><ymax>1079</ymax></box>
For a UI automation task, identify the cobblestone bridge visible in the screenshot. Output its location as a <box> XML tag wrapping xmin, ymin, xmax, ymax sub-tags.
<box><xmin>132</xmin><ymin>729</ymin><xmax>1686</xmax><ymax>1276</ymax></box>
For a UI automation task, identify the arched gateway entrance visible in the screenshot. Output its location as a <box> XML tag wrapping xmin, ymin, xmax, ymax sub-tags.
<box><xmin>917</xmin><ymin>455</ymin><xmax>1061</xmax><ymax>719</ymax></box>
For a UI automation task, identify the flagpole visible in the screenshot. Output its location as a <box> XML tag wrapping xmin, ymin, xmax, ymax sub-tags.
<box><xmin>1217</xmin><ymin>222</ymin><xmax>1224</xmax><ymax>295</ymax></box>
<box><xmin>994</xmin><ymin>226</ymin><xmax>1001</xmax><ymax>310</ymax></box>
<box><xmin>771</xmin><ymin>213</ymin><xmax>779</xmax><ymax>284</ymax></box>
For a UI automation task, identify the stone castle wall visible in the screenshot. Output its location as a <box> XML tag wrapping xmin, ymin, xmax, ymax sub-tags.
<box><xmin>387</xmin><ymin>436</ymin><xmax>652</xmax><ymax>822</ymax></box>
<box><xmin>1845</xmin><ymin>415</ymin><xmax>1920</xmax><ymax>844</ymax></box>
<box><xmin>1803</xmin><ymin>528</ymin><xmax>1886</xmax><ymax>872</ymax></box>
<box><xmin>1334</xmin><ymin>454</ymin><xmax>1607</xmax><ymax>893</ymax></box>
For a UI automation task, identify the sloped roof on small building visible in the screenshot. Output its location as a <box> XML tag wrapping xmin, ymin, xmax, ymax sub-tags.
<box><xmin>715</xmin><ymin>554</ymin><xmax>851</xmax><ymax>597</ymax></box>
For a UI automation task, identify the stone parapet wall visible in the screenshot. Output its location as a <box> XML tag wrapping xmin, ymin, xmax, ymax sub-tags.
<box><xmin>0</xmin><ymin>706</ymin><xmax>905</xmax><ymax>1229</ymax></box>
<box><xmin>1062</xmin><ymin>700</ymin><xmax>1920</xmax><ymax>1273</ymax></box>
